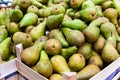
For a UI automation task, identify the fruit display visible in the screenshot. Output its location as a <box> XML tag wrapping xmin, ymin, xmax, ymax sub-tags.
<box><xmin>0</xmin><ymin>0</ymin><xmax>120</xmax><ymax>80</ymax></box>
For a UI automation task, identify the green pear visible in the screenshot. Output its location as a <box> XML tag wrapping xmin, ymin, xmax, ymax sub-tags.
<box><xmin>29</xmin><ymin>21</ymin><xmax>46</xmax><ymax>41</ymax></box>
<box><xmin>27</xmin><ymin>5</ymin><xmax>39</xmax><ymax>15</ymax></box>
<box><xmin>116</xmin><ymin>42</ymin><xmax>120</xmax><ymax>53</ymax></box>
<box><xmin>7</xmin><ymin>22</ymin><xmax>20</xmax><ymax>35</ymax></box>
<box><xmin>30</xmin><ymin>0</ymin><xmax>44</xmax><ymax>8</ymax></box>
<box><xmin>9</xmin><ymin>9</ymin><xmax>23</xmax><ymax>22</ymax></box>
<box><xmin>49</xmin><ymin>29</ymin><xmax>69</xmax><ymax>47</ymax></box>
<box><xmin>7</xmin><ymin>55</ymin><xmax>16</xmax><ymax>61</ymax></box>
<box><xmin>77</xmin><ymin>64</ymin><xmax>100</xmax><ymax>80</ymax></box>
<box><xmin>21</xmin><ymin>44</ymin><xmax>40</xmax><ymax>66</ymax></box>
<box><xmin>19</xmin><ymin>12</ymin><xmax>38</xmax><ymax>28</ymax></box>
<box><xmin>80</xmin><ymin>8</ymin><xmax>97</xmax><ymax>22</ymax></box>
<box><xmin>93</xmin><ymin>35</ymin><xmax>105</xmax><ymax>53</ymax></box>
<box><xmin>101</xmin><ymin>0</ymin><xmax>114</xmax><ymax>10</ymax></box>
<box><xmin>95</xmin><ymin>6</ymin><xmax>103</xmax><ymax>17</ymax></box>
<box><xmin>50</xmin><ymin>55</ymin><xmax>70</xmax><ymax>74</ymax></box>
<box><xmin>47</xmin><ymin>13</ymin><xmax>64</xmax><ymax>30</ymax></box>
<box><xmin>12</xmin><ymin>32</ymin><xmax>33</xmax><ymax>48</ymax></box>
<box><xmin>62</xmin><ymin>28</ymin><xmax>85</xmax><ymax>46</ymax></box>
<box><xmin>70</xmin><ymin>0</ymin><xmax>84</xmax><ymax>9</ymax></box>
<box><xmin>101</xmin><ymin>38</ymin><xmax>120</xmax><ymax>64</ymax></box>
<box><xmin>49</xmin><ymin>74</ymin><xmax>62</xmax><ymax>80</ymax></box>
<box><xmin>62</xmin><ymin>19</ymin><xmax>87</xmax><ymax>31</ymax></box>
<box><xmin>91</xmin><ymin>0</ymin><xmax>106</xmax><ymax>5</ymax></box>
<box><xmin>37</xmin><ymin>0</ymin><xmax>49</xmax><ymax>4</ymax></box>
<box><xmin>78</xmin><ymin>43</ymin><xmax>92</xmax><ymax>60</ymax></box>
<box><xmin>25</xmin><ymin>25</ymin><xmax>35</xmax><ymax>34</ymax></box>
<box><xmin>100</xmin><ymin>22</ymin><xmax>120</xmax><ymax>42</ymax></box>
<box><xmin>51</xmin><ymin>4</ymin><xmax>65</xmax><ymax>15</ymax></box>
<box><xmin>81</xmin><ymin>0</ymin><xmax>95</xmax><ymax>10</ymax></box>
<box><xmin>68</xmin><ymin>53</ymin><xmax>85</xmax><ymax>72</ymax></box>
<box><xmin>0</xmin><ymin>27</ymin><xmax>8</xmax><ymax>43</ymax></box>
<box><xmin>36</xmin><ymin>50</ymin><xmax>53</xmax><ymax>78</ymax></box>
<box><xmin>83</xmin><ymin>26</ymin><xmax>100</xmax><ymax>42</ymax></box>
<box><xmin>0</xmin><ymin>9</ymin><xmax>10</xmax><ymax>26</ymax></box>
<box><xmin>16</xmin><ymin>0</ymin><xmax>31</xmax><ymax>9</ymax></box>
<box><xmin>44</xmin><ymin>39</ymin><xmax>62</xmax><ymax>56</ymax></box>
<box><xmin>88</xmin><ymin>54</ymin><xmax>103</xmax><ymax>69</ymax></box>
<box><xmin>59</xmin><ymin>2</ymin><xmax>69</xmax><ymax>9</ymax></box>
<box><xmin>53</xmin><ymin>0</ymin><xmax>69</xmax><ymax>4</ymax></box>
<box><xmin>0</xmin><ymin>37</ymin><xmax>11</xmax><ymax>61</ymax></box>
<box><xmin>61</xmin><ymin>46</ymin><xmax>77</xmax><ymax>59</ymax></box>
<box><xmin>103</xmin><ymin>8</ymin><xmax>118</xmax><ymax>26</ymax></box>
<box><xmin>113</xmin><ymin>0</ymin><xmax>120</xmax><ymax>18</ymax></box>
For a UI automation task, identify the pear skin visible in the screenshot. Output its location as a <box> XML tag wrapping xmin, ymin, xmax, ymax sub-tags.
<box><xmin>91</xmin><ymin>0</ymin><xmax>106</xmax><ymax>5</ymax></box>
<box><xmin>12</xmin><ymin>32</ymin><xmax>33</xmax><ymax>48</ymax></box>
<box><xmin>113</xmin><ymin>0</ymin><xmax>120</xmax><ymax>18</ymax></box>
<box><xmin>81</xmin><ymin>0</ymin><xmax>95</xmax><ymax>9</ymax></box>
<box><xmin>101</xmin><ymin>0</ymin><xmax>114</xmax><ymax>10</ymax></box>
<box><xmin>68</xmin><ymin>53</ymin><xmax>85</xmax><ymax>72</ymax></box>
<box><xmin>70</xmin><ymin>0</ymin><xmax>84</xmax><ymax>9</ymax></box>
<box><xmin>77</xmin><ymin>64</ymin><xmax>100</xmax><ymax>80</ymax></box>
<box><xmin>0</xmin><ymin>27</ymin><xmax>8</xmax><ymax>43</ymax></box>
<box><xmin>62</xmin><ymin>19</ymin><xmax>87</xmax><ymax>31</ymax></box>
<box><xmin>49</xmin><ymin>29</ymin><xmax>69</xmax><ymax>47</ymax></box>
<box><xmin>93</xmin><ymin>35</ymin><xmax>105</xmax><ymax>53</ymax></box>
<box><xmin>50</xmin><ymin>55</ymin><xmax>70</xmax><ymax>74</ymax></box>
<box><xmin>36</xmin><ymin>50</ymin><xmax>53</xmax><ymax>78</ymax></box>
<box><xmin>29</xmin><ymin>21</ymin><xmax>46</xmax><ymax>41</ymax></box>
<box><xmin>103</xmin><ymin>8</ymin><xmax>118</xmax><ymax>26</ymax></box>
<box><xmin>78</xmin><ymin>43</ymin><xmax>92</xmax><ymax>60</ymax></box>
<box><xmin>61</xmin><ymin>46</ymin><xmax>77</xmax><ymax>59</ymax></box>
<box><xmin>19</xmin><ymin>12</ymin><xmax>38</xmax><ymax>28</ymax></box>
<box><xmin>95</xmin><ymin>6</ymin><xmax>103</xmax><ymax>17</ymax></box>
<box><xmin>62</xmin><ymin>28</ymin><xmax>85</xmax><ymax>46</ymax></box>
<box><xmin>0</xmin><ymin>37</ymin><xmax>11</xmax><ymax>61</ymax></box>
<box><xmin>49</xmin><ymin>74</ymin><xmax>62</xmax><ymax>80</ymax></box>
<box><xmin>27</xmin><ymin>5</ymin><xmax>39</xmax><ymax>15</ymax></box>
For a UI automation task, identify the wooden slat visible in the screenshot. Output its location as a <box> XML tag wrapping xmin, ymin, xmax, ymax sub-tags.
<box><xmin>16</xmin><ymin>59</ymin><xmax>48</xmax><ymax>80</ymax></box>
<box><xmin>62</xmin><ymin>72</ymin><xmax>77</xmax><ymax>80</ymax></box>
<box><xmin>90</xmin><ymin>57</ymin><xmax>120</xmax><ymax>80</ymax></box>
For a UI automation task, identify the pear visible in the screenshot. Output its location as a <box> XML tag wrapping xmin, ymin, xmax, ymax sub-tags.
<box><xmin>77</xmin><ymin>64</ymin><xmax>100</xmax><ymax>80</ymax></box>
<box><xmin>81</xmin><ymin>0</ymin><xmax>95</xmax><ymax>10</ymax></box>
<box><xmin>113</xmin><ymin>0</ymin><xmax>120</xmax><ymax>18</ymax></box>
<box><xmin>93</xmin><ymin>35</ymin><xmax>105</xmax><ymax>53</ymax></box>
<box><xmin>68</xmin><ymin>53</ymin><xmax>85</xmax><ymax>72</ymax></box>
<box><xmin>25</xmin><ymin>25</ymin><xmax>34</xmax><ymax>34</ymax></box>
<box><xmin>7</xmin><ymin>55</ymin><xmax>16</xmax><ymax>61</ymax></box>
<box><xmin>44</xmin><ymin>39</ymin><xmax>62</xmax><ymax>56</ymax></box>
<box><xmin>37</xmin><ymin>0</ymin><xmax>49</xmax><ymax>4</ymax></box>
<box><xmin>16</xmin><ymin>0</ymin><xmax>31</xmax><ymax>9</ymax></box>
<box><xmin>49</xmin><ymin>29</ymin><xmax>69</xmax><ymax>47</ymax></box>
<box><xmin>70</xmin><ymin>0</ymin><xmax>84</xmax><ymax>9</ymax></box>
<box><xmin>53</xmin><ymin>0</ymin><xmax>69</xmax><ymax>4</ymax></box>
<box><xmin>0</xmin><ymin>37</ymin><xmax>11</xmax><ymax>61</ymax></box>
<box><xmin>9</xmin><ymin>9</ymin><xmax>23</xmax><ymax>22</ymax></box>
<box><xmin>0</xmin><ymin>27</ymin><xmax>8</xmax><ymax>43</ymax></box>
<box><xmin>80</xmin><ymin>8</ymin><xmax>97</xmax><ymax>22</ymax></box>
<box><xmin>36</xmin><ymin>50</ymin><xmax>53</xmax><ymax>78</ymax></box>
<box><xmin>51</xmin><ymin>4</ymin><xmax>65</xmax><ymax>15</ymax></box>
<box><xmin>7</xmin><ymin>22</ymin><xmax>20</xmax><ymax>35</ymax></box>
<box><xmin>117</xmin><ymin>42</ymin><xmax>120</xmax><ymax>53</ymax></box>
<box><xmin>95</xmin><ymin>6</ymin><xmax>103</xmax><ymax>17</ymax></box>
<box><xmin>30</xmin><ymin>0</ymin><xmax>44</xmax><ymax>8</ymax></box>
<box><xmin>62</xmin><ymin>28</ymin><xmax>85</xmax><ymax>46</ymax></box>
<box><xmin>101</xmin><ymin>0</ymin><xmax>114</xmax><ymax>10</ymax></box>
<box><xmin>62</xmin><ymin>19</ymin><xmax>87</xmax><ymax>31</ymax></box>
<box><xmin>91</xmin><ymin>0</ymin><xmax>106</xmax><ymax>5</ymax></box>
<box><xmin>88</xmin><ymin>54</ymin><xmax>103</xmax><ymax>69</ymax></box>
<box><xmin>29</xmin><ymin>21</ymin><xmax>46</xmax><ymax>41</ymax></box>
<box><xmin>101</xmin><ymin>37</ymin><xmax>120</xmax><ymax>64</ymax></box>
<box><xmin>61</xmin><ymin>46</ymin><xmax>77</xmax><ymax>59</ymax></box>
<box><xmin>83</xmin><ymin>26</ymin><xmax>100</xmax><ymax>42</ymax></box>
<box><xmin>21</xmin><ymin>44</ymin><xmax>40</xmax><ymax>66</ymax></box>
<box><xmin>19</xmin><ymin>12</ymin><xmax>38</xmax><ymax>28</ymax></box>
<box><xmin>47</xmin><ymin>14</ymin><xmax>64</xmax><ymax>30</ymax></box>
<box><xmin>78</xmin><ymin>43</ymin><xmax>92</xmax><ymax>60</ymax></box>
<box><xmin>49</xmin><ymin>74</ymin><xmax>62</xmax><ymax>80</ymax></box>
<box><xmin>50</xmin><ymin>55</ymin><xmax>70</xmax><ymax>74</ymax></box>
<box><xmin>103</xmin><ymin>8</ymin><xmax>118</xmax><ymax>26</ymax></box>
<box><xmin>59</xmin><ymin>2</ymin><xmax>69</xmax><ymax>9</ymax></box>
<box><xmin>27</xmin><ymin>5</ymin><xmax>39</xmax><ymax>15</ymax></box>
<box><xmin>12</xmin><ymin>32</ymin><xmax>33</xmax><ymax>48</ymax></box>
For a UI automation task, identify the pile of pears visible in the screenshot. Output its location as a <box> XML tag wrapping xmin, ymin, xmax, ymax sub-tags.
<box><xmin>1</xmin><ymin>0</ymin><xmax>120</xmax><ymax>79</ymax></box>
